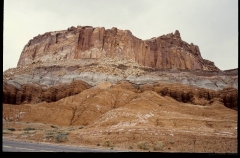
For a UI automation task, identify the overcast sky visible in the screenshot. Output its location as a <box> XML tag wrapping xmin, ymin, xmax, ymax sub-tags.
<box><xmin>3</xmin><ymin>0</ymin><xmax>238</xmax><ymax>71</ymax></box>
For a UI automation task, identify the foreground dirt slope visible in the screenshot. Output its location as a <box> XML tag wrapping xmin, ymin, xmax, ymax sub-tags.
<box><xmin>3</xmin><ymin>81</ymin><xmax>237</xmax><ymax>152</ymax></box>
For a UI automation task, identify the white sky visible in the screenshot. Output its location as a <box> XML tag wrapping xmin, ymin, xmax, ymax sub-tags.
<box><xmin>3</xmin><ymin>0</ymin><xmax>238</xmax><ymax>71</ymax></box>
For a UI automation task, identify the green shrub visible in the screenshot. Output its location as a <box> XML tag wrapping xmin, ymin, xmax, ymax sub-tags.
<box><xmin>137</xmin><ymin>142</ymin><xmax>149</xmax><ymax>150</ymax></box>
<box><xmin>55</xmin><ymin>134</ymin><xmax>68</xmax><ymax>143</ymax></box>
<box><xmin>153</xmin><ymin>141</ymin><xmax>163</xmax><ymax>151</ymax></box>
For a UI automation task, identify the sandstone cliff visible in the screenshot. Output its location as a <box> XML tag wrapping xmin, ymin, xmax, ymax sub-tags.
<box><xmin>18</xmin><ymin>26</ymin><xmax>219</xmax><ymax>71</ymax></box>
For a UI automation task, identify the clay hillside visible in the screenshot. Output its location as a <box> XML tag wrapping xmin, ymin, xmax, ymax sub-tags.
<box><xmin>3</xmin><ymin>26</ymin><xmax>238</xmax><ymax>152</ymax></box>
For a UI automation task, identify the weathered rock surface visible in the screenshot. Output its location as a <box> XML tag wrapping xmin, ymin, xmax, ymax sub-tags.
<box><xmin>139</xmin><ymin>82</ymin><xmax>238</xmax><ymax>110</ymax></box>
<box><xmin>5</xmin><ymin>55</ymin><xmax>239</xmax><ymax>89</ymax></box>
<box><xmin>3</xmin><ymin>80</ymin><xmax>90</xmax><ymax>105</ymax></box>
<box><xmin>3</xmin><ymin>79</ymin><xmax>238</xmax><ymax>110</ymax></box>
<box><xmin>17</xmin><ymin>26</ymin><xmax>219</xmax><ymax>71</ymax></box>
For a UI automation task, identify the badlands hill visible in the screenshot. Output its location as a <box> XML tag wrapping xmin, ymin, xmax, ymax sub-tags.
<box><xmin>3</xmin><ymin>26</ymin><xmax>238</xmax><ymax>152</ymax></box>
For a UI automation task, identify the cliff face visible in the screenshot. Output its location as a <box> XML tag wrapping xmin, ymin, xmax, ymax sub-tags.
<box><xmin>18</xmin><ymin>26</ymin><xmax>219</xmax><ymax>71</ymax></box>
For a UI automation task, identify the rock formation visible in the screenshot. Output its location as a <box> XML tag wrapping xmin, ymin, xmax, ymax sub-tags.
<box><xmin>3</xmin><ymin>25</ymin><xmax>238</xmax><ymax>153</ymax></box>
<box><xmin>3</xmin><ymin>80</ymin><xmax>238</xmax><ymax>110</ymax></box>
<box><xmin>3</xmin><ymin>25</ymin><xmax>237</xmax><ymax>111</ymax></box>
<box><xmin>3</xmin><ymin>80</ymin><xmax>90</xmax><ymax>105</ymax></box>
<box><xmin>18</xmin><ymin>26</ymin><xmax>219</xmax><ymax>71</ymax></box>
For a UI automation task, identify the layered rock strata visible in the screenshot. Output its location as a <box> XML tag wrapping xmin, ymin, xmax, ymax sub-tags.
<box><xmin>18</xmin><ymin>26</ymin><xmax>219</xmax><ymax>71</ymax></box>
<box><xmin>4</xmin><ymin>59</ymin><xmax>238</xmax><ymax>91</ymax></box>
<box><xmin>3</xmin><ymin>81</ymin><xmax>238</xmax><ymax>111</ymax></box>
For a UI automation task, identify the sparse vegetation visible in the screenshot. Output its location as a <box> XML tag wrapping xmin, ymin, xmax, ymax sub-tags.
<box><xmin>23</xmin><ymin>130</ymin><xmax>36</xmax><ymax>134</ymax></box>
<box><xmin>46</xmin><ymin>132</ymin><xmax>55</xmax><ymax>135</ymax></box>
<box><xmin>103</xmin><ymin>140</ymin><xmax>112</xmax><ymax>147</ymax></box>
<box><xmin>153</xmin><ymin>141</ymin><xmax>163</xmax><ymax>151</ymax></box>
<box><xmin>3</xmin><ymin>129</ymin><xmax>12</xmax><ymax>134</ymax></box>
<box><xmin>7</xmin><ymin>128</ymin><xmax>16</xmax><ymax>131</ymax></box>
<box><xmin>57</xmin><ymin>131</ymin><xmax>69</xmax><ymax>135</ymax></box>
<box><xmin>137</xmin><ymin>141</ymin><xmax>149</xmax><ymax>150</ymax></box>
<box><xmin>45</xmin><ymin>134</ymin><xmax>55</xmax><ymax>139</ymax></box>
<box><xmin>51</xmin><ymin>125</ymin><xmax>58</xmax><ymax>128</ymax></box>
<box><xmin>23</xmin><ymin>127</ymin><xmax>36</xmax><ymax>131</ymax></box>
<box><xmin>55</xmin><ymin>133</ymin><xmax>68</xmax><ymax>143</ymax></box>
<box><xmin>79</xmin><ymin>126</ymin><xmax>84</xmax><ymax>129</ymax></box>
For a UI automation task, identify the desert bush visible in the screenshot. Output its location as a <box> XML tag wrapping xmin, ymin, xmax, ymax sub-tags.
<box><xmin>57</xmin><ymin>131</ymin><xmax>69</xmax><ymax>135</ymax></box>
<box><xmin>67</xmin><ymin>128</ymin><xmax>75</xmax><ymax>131</ymax></box>
<box><xmin>23</xmin><ymin>127</ymin><xmax>36</xmax><ymax>131</ymax></box>
<box><xmin>45</xmin><ymin>135</ymin><xmax>55</xmax><ymax>139</ymax></box>
<box><xmin>7</xmin><ymin>128</ymin><xmax>16</xmax><ymax>131</ymax></box>
<box><xmin>153</xmin><ymin>141</ymin><xmax>163</xmax><ymax>151</ymax></box>
<box><xmin>78</xmin><ymin>126</ymin><xmax>84</xmax><ymax>129</ymax></box>
<box><xmin>137</xmin><ymin>142</ymin><xmax>149</xmax><ymax>150</ymax></box>
<box><xmin>55</xmin><ymin>133</ymin><xmax>68</xmax><ymax>143</ymax></box>
<box><xmin>23</xmin><ymin>131</ymin><xmax>36</xmax><ymax>134</ymax></box>
<box><xmin>50</xmin><ymin>125</ymin><xmax>58</xmax><ymax>128</ymax></box>
<box><xmin>23</xmin><ymin>131</ymin><xmax>30</xmax><ymax>134</ymax></box>
<box><xmin>128</xmin><ymin>146</ymin><xmax>133</xmax><ymax>149</ymax></box>
<box><xmin>46</xmin><ymin>132</ymin><xmax>55</xmax><ymax>136</ymax></box>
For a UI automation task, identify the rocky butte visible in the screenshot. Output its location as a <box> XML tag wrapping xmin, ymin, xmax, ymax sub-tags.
<box><xmin>18</xmin><ymin>26</ymin><xmax>219</xmax><ymax>71</ymax></box>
